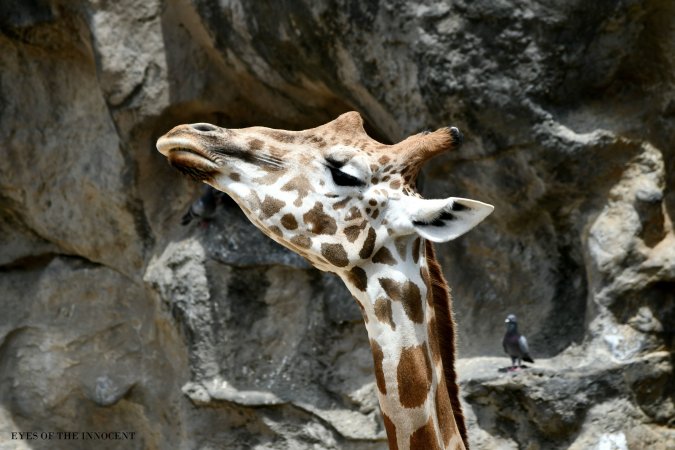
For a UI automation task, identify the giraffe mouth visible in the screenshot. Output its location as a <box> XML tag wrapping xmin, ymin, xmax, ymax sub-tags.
<box><xmin>168</xmin><ymin>150</ymin><xmax>221</xmax><ymax>181</ymax></box>
<box><xmin>167</xmin><ymin>147</ymin><xmax>218</xmax><ymax>167</ymax></box>
<box><xmin>157</xmin><ymin>137</ymin><xmax>222</xmax><ymax>181</ymax></box>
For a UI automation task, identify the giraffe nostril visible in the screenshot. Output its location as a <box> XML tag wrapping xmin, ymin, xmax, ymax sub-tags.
<box><xmin>190</xmin><ymin>123</ymin><xmax>218</xmax><ymax>133</ymax></box>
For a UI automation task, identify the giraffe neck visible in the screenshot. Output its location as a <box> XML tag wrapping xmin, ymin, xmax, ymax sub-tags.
<box><xmin>339</xmin><ymin>238</ymin><xmax>466</xmax><ymax>450</ymax></box>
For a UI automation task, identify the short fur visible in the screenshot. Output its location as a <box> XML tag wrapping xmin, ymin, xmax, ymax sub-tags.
<box><xmin>425</xmin><ymin>240</ymin><xmax>469</xmax><ymax>449</ymax></box>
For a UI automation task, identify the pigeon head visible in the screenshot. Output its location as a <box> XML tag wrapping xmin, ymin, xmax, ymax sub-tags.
<box><xmin>505</xmin><ymin>314</ymin><xmax>518</xmax><ymax>330</ymax></box>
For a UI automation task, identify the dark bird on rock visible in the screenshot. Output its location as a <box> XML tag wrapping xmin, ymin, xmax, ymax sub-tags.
<box><xmin>502</xmin><ymin>314</ymin><xmax>534</xmax><ymax>369</ymax></box>
<box><xmin>181</xmin><ymin>186</ymin><xmax>222</xmax><ymax>225</ymax></box>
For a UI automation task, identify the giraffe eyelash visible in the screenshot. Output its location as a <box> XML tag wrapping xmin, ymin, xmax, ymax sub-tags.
<box><xmin>325</xmin><ymin>156</ymin><xmax>346</xmax><ymax>168</ymax></box>
<box><xmin>325</xmin><ymin>159</ymin><xmax>365</xmax><ymax>188</ymax></box>
<box><xmin>329</xmin><ymin>167</ymin><xmax>364</xmax><ymax>187</ymax></box>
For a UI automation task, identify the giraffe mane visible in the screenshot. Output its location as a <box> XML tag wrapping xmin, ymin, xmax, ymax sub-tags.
<box><xmin>424</xmin><ymin>240</ymin><xmax>469</xmax><ymax>449</ymax></box>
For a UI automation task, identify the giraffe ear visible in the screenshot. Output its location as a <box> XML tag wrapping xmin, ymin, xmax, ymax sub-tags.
<box><xmin>407</xmin><ymin>197</ymin><xmax>494</xmax><ymax>242</ymax></box>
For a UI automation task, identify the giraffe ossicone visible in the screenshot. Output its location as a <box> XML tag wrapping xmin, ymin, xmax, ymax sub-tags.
<box><xmin>157</xmin><ymin>111</ymin><xmax>493</xmax><ymax>450</ymax></box>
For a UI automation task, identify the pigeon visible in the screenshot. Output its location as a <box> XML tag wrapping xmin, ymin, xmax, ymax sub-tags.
<box><xmin>181</xmin><ymin>186</ymin><xmax>222</xmax><ymax>225</ymax></box>
<box><xmin>502</xmin><ymin>314</ymin><xmax>534</xmax><ymax>369</ymax></box>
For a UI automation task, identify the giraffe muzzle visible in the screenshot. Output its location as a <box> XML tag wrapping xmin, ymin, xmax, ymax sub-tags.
<box><xmin>157</xmin><ymin>125</ymin><xmax>223</xmax><ymax>181</ymax></box>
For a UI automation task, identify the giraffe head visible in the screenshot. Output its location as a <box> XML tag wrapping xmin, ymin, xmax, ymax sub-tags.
<box><xmin>157</xmin><ymin>111</ymin><xmax>493</xmax><ymax>273</ymax></box>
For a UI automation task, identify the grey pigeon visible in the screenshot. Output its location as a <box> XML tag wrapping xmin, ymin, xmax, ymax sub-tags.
<box><xmin>181</xmin><ymin>186</ymin><xmax>222</xmax><ymax>225</ymax></box>
<box><xmin>502</xmin><ymin>314</ymin><xmax>534</xmax><ymax>369</ymax></box>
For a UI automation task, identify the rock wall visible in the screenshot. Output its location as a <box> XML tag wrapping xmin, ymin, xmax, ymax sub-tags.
<box><xmin>0</xmin><ymin>0</ymin><xmax>673</xmax><ymax>449</ymax></box>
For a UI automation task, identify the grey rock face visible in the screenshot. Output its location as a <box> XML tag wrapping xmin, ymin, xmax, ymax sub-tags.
<box><xmin>1</xmin><ymin>0</ymin><xmax>673</xmax><ymax>449</ymax></box>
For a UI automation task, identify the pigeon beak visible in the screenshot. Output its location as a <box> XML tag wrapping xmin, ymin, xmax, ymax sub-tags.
<box><xmin>505</xmin><ymin>319</ymin><xmax>510</xmax><ymax>323</ymax></box>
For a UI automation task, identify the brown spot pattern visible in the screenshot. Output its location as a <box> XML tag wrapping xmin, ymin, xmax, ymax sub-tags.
<box><xmin>378</xmin><ymin>155</ymin><xmax>390</xmax><ymax>164</ymax></box>
<box><xmin>248</xmin><ymin>138</ymin><xmax>264</xmax><ymax>150</ymax></box>
<box><xmin>246</xmin><ymin>192</ymin><xmax>261</xmax><ymax>210</ymax></box>
<box><xmin>397</xmin><ymin>344</ymin><xmax>433</xmax><ymax>408</ymax></box>
<box><xmin>281</xmin><ymin>214</ymin><xmax>298</xmax><ymax>230</ymax></box>
<box><xmin>394</xmin><ymin>237</ymin><xmax>408</xmax><ymax>260</ymax></box>
<box><xmin>370</xmin><ymin>340</ymin><xmax>387</xmax><ymax>395</ymax></box>
<box><xmin>347</xmin><ymin>267</ymin><xmax>368</xmax><ymax>291</ymax></box>
<box><xmin>379</xmin><ymin>278</ymin><xmax>402</xmax><ymax>301</ymax></box>
<box><xmin>321</xmin><ymin>243</ymin><xmax>349</xmax><ymax>267</ymax></box>
<box><xmin>263</xmin><ymin>130</ymin><xmax>295</xmax><ymax>143</ymax></box>
<box><xmin>389</xmin><ymin>179</ymin><xmax>401</xmax><ymax>189</ymax></box>
<box><xmin>378</xmin><ymin>278</ymin><xmax>424</xmax><ymax>324</ymax></box>
<box><xmin>374</xmin><ymin>297</ymin><xmax>395</xmax><ymax>329</ymax></box>
<box><xmin>359</xmin><ymin>227</ymin><xmax>376</xmax><ymax>259</ymax></box>
<box><xmin>372</xmin><ymin>247</ymin><xmax>396</xmax><ymax>265</ymax></box>
<box><xmin>409</xmin><ymin>418</ymin><xmax>441</xmax><ymax>450</ymax></box>
<box><xmin>290</xmin><ymin>235</ymin><xmax>311</xmax><ymax>248</ymax></box>
<box><xmin>282</xmin><ymin>175</ymin><xmax>312</xmax><ymax>207</ymax></box>
<box><xmin>269</xmin><ymin>225</ymin><xmax>283</xmax><ymax>236</ymax></box>
<box><xmin>421</xmin><ymin>266</ymin><xmax>433</xmax><ymax>306</ymax></box>
<box><xmin>436</xmin><ymin>375</ymin><xmax>456</xmax><ymax>448</ymax></box>
<box><xmin>254</xmin><ymin>170</ymin><xmax>285</xmax><ymax>185</ymax></box>
<box><xmin>268</xmin><ymin>145</ymin><xmax>287</xmax><ymax>159</ymax></box>
<box><xmin>307</xmin><ymin>135</ymin><xmax>327</xmax><ymax>147</ymax></box>
<box><xmin>230</xmin><ymin>172</ymin><xmax>241</xmax><ymax>181</ymax></box>
<box><xmin>401</xmin><ymin>280</ymin><xmax>424</xmax><ymax>324</ymax></box>
<box><xmin>344</xmin><ymin>220</ymin><xmax>367</xmax><ymax>242</ymax></box>
<box><xmin>332</xmin><ymin>197</ymin><xmax>350</xmax><ymax>209</ymax></box>
<box><xmin>345</xmin><ymin>206</ymin><xmax>362</xmax><ymax>221</ymax></box>
<box><xmin>382</xmin><ymin>413</ymin><xmax>398</xmax><ymax>450</ymax></box>
<box><xmin>261</xmin><ymin>196</ymin><xmax>284</xmax><ymax>218</ymax></box>
<box><xmin>412</xmin><ymin>238</ymin><xmax>421</xmax><ymax>264</ymax></box>
<box><xmin>303</xmin><ymin>202</ymin><xmax>337</xmax><ymax>235</ymax></box>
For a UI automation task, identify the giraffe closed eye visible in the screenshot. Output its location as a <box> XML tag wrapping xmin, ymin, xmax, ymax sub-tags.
<box><xmin>328</xmin><ymin>166</ymin><xmax>365</xmax><ymax>187</ymax></box>
<box><xmin>326</xmin><ymin>158</ymin><xmax>365</xmax><ymax>187</ymax></box>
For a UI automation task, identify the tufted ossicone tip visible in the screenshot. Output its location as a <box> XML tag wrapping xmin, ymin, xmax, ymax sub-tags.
<box><xmin>448</xmin><ymin>127</ymin><xmax>463</xmax><ymax>148</ymax></box>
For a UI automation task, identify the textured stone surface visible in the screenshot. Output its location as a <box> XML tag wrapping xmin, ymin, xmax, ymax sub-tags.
<box><xmin>459</xmin><ymin>354</ymin><xmax>675</xmax><ymax>450</ymax></box>
<box><xmin>1</xmin><ymin>0</ymin><xmax>673</xmax><ymax>448</ymax></box>
<box><xmin>0</xmin><ymin>257</ymin><xmax>187</xmax><ymax>450</ymax></box>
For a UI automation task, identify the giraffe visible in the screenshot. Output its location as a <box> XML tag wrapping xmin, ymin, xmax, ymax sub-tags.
<box><xmin>156</xmin><ymin>111</ymin><xmax>493</xmax><ymax>450</ymax></box>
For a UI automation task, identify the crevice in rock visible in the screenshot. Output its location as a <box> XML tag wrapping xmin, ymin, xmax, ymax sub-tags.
<box><xmin>636</xmin><ymin>198</ymin><xmax>667</xmax><ymax>248</ymax></box>
<box><xmin>0</xmin><ymin>252</ymin><xmax>59</xmax><ymax>272</ymax></box>
<box><xmin>612</xmin><ymin>281</ymin><xmax>675</xmax><ymax>353</ymax></box>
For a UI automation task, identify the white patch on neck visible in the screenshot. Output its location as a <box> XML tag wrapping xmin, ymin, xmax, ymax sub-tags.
<box><xmin>211</xmin><ymin>176</ymin><xmax>250</xmax><ymax>202</ymax></box>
